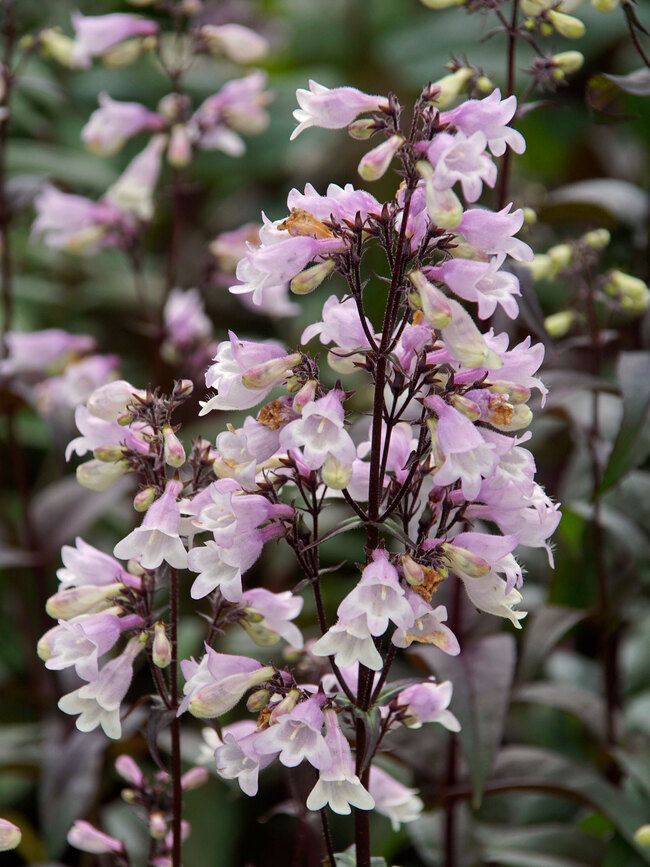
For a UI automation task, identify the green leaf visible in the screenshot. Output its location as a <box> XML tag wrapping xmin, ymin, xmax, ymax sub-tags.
<box><xmin>477</xmin><ymin>821</ymin><xmax>604</xmax><ymax>866</ymax></box>
<box><xmin>587</xmin><ymin>68</ymin><xmax>650</xmax><ymax>120</ymax></box>
<box><xmin>517</xmin><ymin>605</ymin><xmax>584</xmax><ymax>683</ymax></box>
<box><xmin>512</xmin><ymin>682</ymin><xmax>608</xmax><ymax>742</ymax></box>
<box><xmin>416</xmin><ymin>634</ymin><xmax>516</xmax><ymax>807</ymax></box>
<box><xmin>490</xmin><ymin>746</ymin><xmax>650</xmax><ymax>863</ymax></box>
<box><xmin>600</xmin><ymin>352</ymin><xmax>650</xmax><ymax>493</ymax></box>
<box><xmin>539</xmin><ymin>179</ymin><xmax>649</xmax><ymax>229</ymax></box>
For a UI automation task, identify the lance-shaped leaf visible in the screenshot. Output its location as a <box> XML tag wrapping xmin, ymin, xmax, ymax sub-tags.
<box><xmin>517</xmin><ymin>605</ymin><xmax>584</xmax><ymax>683</ymax></box>
<box><xmin>599</xmin><ymin>352</ymin><xmax>650</xmax><ymax>494</ymax></box>
<box><xmin>416</xmin><ymin>633</ymin><xmax>516</xmax><ymax>807</ymax></box>
<box><xmin>587</xmin><ymin>68</ymin><xmax>650</xmax><ymax>120</ymax></box>
<box><xmin>490</xmin><ymin>746</ymin><xmax>650</xmax><ymax>863</ymax></box>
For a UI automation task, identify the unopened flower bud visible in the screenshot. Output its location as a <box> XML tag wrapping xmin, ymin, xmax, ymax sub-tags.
<box><xmin>77</xmin><ymin>458</ymin><xmax>129</xmax><ymax>491</ymax></box>
<box><xmin>552</xmin><ymin>50</ymin><xmax>584</xmax><ymax>74</ymax></box>
<box><xmin>46</xmin><ymin>582</ymin><xmax>125</xmax><ymax>620</ymax></box>
<box><xmin>358</xmin><ymin>134</ymin><xmax>404</xmax><ymax>181</ymax></box>
<box><xmin>348</xmin><ymin>118</ymin><xmax>377</xmax><ymax>140</ymax></box>
<box><xmin>420</xmin><ymin>0</ymin><xmax>465</xmax><ymax>7</ymax></box>
<box><xmin>103</xmin><ymin>36</ymin><xmax>157</xmax><ymax>68</ymax></box>
<box><xmin>176</xmin><ymin>379</ymin><xmax>194</xmax><ymax>398</ymax></box>
<box><xmin>38</xmin><ymin>28</ymin><xmax>79</xmax><ymax>69</ymax></box>
<box><xmin>0</xmin><ymin>819</ymin><xmax>21</xmax><ymax>852</ymax></box>
<box><xmin>548</xmin><ymin>243</ymin><xmax>573</xmax><ymax>269</ymax></box>
<box><xmin>241</xmin><ymin>616</ymin><xmax>279</xmax><ymax>646</ymax></box>
<box><xmin>591</xmin><ymin>0</ymin><xmax>619</xmax><ymax>10</ymax></box>
<box><xmin>115</xmin><ymin>754</ymin><xmax>144</xmax><ymax>787</ymax></box>
<box><xmin>182</xmin><ymin>0</ymin><xmax>203</xmax><ymax>12</ymax></box>
<box><xmin>152</xmin><ymin>622</ymin><xmax>172</xmax><ymax>668</ymax></box>
<box><xmin>545</xmin><ymin>310</ymin><xmax>575</xmax><ymax>338</ymax></box>
<box><xmin>416</xmin><ymin>161</ymin><xmax>463</xmax><ymax>229</ymax></box>
<box><xmin>547</xmin><ymin>9</ymin><xmax>586</xmax><ymax>38</ymax></box>
<box><xmin>634</xmin><ymin>825</ymin><xmax>650</xmax><ymax>847</ymax></box>
<box><xmin>440</xmin><ymin>542</ymin><xmax>491</xmax><ymax>577</ymax></box>
<box><xmin>241</xmin><ymin>353</ymin><xmax>301</xmax><ymax>389</ymax></box>
<box><xmin>93</xmin><ymin>445</ymin><xmax>127</xmax><ymax>462</ymax></box>
<box><xmin>321</xmin><ymin>453</ymin><xmax>353</xmax><ymax>490</ymax></box>
<box><xmin>521</xmin><ymin>0</ymin><xmax>552</xmax><ymax>13</ymax></box>
<box><xmin>409</xmin><ymin>270</ymin><xmax>452</xmax><ymax>328</ymax></box>
<box><xmin>163</xmin><ymin>425</ymin><xmax>186</xmax><ymax>468</ymax></box>
<box><xmin>67</xmin><ymin>821</ymin><xmax>123</xmax><ymax>855</ymax></box>
<box><xmin>292</xmin><ymin>380</ymin><xmax>317</xmax><ymax>413</ymax></box>
<box><xmin>149</xmin><ymin>812</ymin><xmax>166</xmax><ymax>840</ymax></box>
<box><xmin>528</xmin><ymin>254</ymin><xmax>554</xmax><ymax>282</ymax></box>
<box><xmin>37</xmin><ymin>627</ymin><xmax>56</xmax><ymax>661</ymax></box>
<box><xmin>429</xmin><ymin>67</ymin><xmax>474</xmax><ymax>108</ymax></box>
<box><xmin>188</xmin><ymin>665</ymin><xmax>274</xmax><ymax>718</ymax></box>
<box><xmin>582</xmin><ymin>228</ymin><xmax>610</xmax><ymax>249</ymax></box>
<box><xmin>604</xmin><ymin>270</ymin><xmax>650</xmax><ymax>313</ymax></box>
<box><xmin>273</xmin><ymin>688</ymin><xmax>300</xmax><ymax>717</ymax></box>
<box><xmin>157</xmin><ymin>93</ymin><xmax>188</xmax><ymax>122</ymax></box>
<box><xmin>134</xmin><ymin>486</ymin><xmax>157</xmax><ymax>512</ymax></box>
<box><xmin>522</xmin><ymin>207</ymin><xmax>537</xmax><ymax>225</ymax></box>
<box><xmin>247</xmin><ymin>688</ymin><xmax>271</xmax><ymax>712</ymax></box>
<box><xmin>121</xmin><ymin>788</ymin><xmax>137</xmax><ymax>802</ymax></box>
<box><xmin>181</xmin><ymin>767</ymin><xmax>209</xmax><ymax>791</ymax></box>
<box><xmin>401</xmin><ymin>554</ymin><xmax>425</xmax><ymax>586</ymax></box>
<box><xmin>290</xmin><ymin>259</ymin><xmax>335</xmax><ymax>295</ymax></box>
<box><xmin>168</xmin><ymin>124</ymin><xmax>192</xmax><ymax>168</ymax></box>
<box><xmin>450</xmin><ymin>393</ymin><xmax>481</xmax><ymax>420</ymax></box>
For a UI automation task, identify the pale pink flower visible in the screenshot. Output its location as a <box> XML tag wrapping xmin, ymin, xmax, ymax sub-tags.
<box><xmin>255</xmin><ymin>696</ymin><xmax>331</xmax><ymax>770</ymax></box>
<box><xmin>82</xmin><ymin>93</ymin><xmax>164</xmax><ymax>156</ymax></box>
<box><xmin>280</xmin><ymin>391</ymin><xmax>356</xmax><ymax>471</ymax></box>
<box><xmin>426</xmin><ymin>131</ymin><xmax>497</xmax><ymax>202</ymax></box>
<box><xmin>0</xmin><ymin>329</ymin><xmax>95</xmax><ymax>378</ymax></box>
<box><xmin>31</xmin><ymin>186</ymin><xmax>124</xmax><ymax>253</ymax></box>
<box><xmin>113</xmin><ymin>480</ymin><xmax>187</xmax><ymax>570</ymax></box>
<box><xmin>200</xmin><ymin>332</ymin><xmax>287</xmax><ymax>414</ymax></box>
<box><xmin>306</xmin><ymin>709</ymin><xmax>374</xmax><ymax>814</ymax></box>
<box><xmin>291</xmin><ymin>80</ymin><xmax>389</xmax><ymax>140</ymax></box>
<box><xmin>396</xmin><ymin>679</ymin><xmax>460</xmax><ymax>731</ymax></box>
<box><xmin>337</xmin><ymin>549</ymin><xmax>414</xmax><ymax>637</ymax></box>
<box><xmin>67</xmin><ymin>820</ymin><xmax>123</xmax><ymax>855</ymax></box>
<box><xmin>441</xmin><ymin>89</ymin><xmax>526</xmax><ymax>157</ymax></box>
<box><xmin>458</xmin><ymin>204</ymin><xmax>534</xmax><ymax>262</ymax></box>
<box><xmin>427</xmin><ymin>395</ymin><xmax>498</xmax><ymax>500</ymax></box>
<box><xmin>368</xmin><ymin>767</ymin><xmax>424</xmax><ymax>831</ymax></box>
<box><xmin>426</xmin><ymin>257</ymin><xmax>521</xmax><ymax>319</ymax></box>
<box><xmin>71</xmin><ymin>12</ymin><xmax>159</xmax><ymax>68</ymax></box>
<box><xmin>392</xmin><ymin>592</ymin><xmax>460</xmax><ymax>654</ymax></box>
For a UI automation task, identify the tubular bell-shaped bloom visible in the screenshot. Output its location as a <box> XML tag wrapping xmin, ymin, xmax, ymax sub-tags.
<box><xmin>291</xmin><ymin>80</ymin><xmax>389</xmax><ymax>140</ymax></box>
<box><xmin>440</xmin><ymin>89</ymin><xmax>526</xmax><ymax>157</ymax></box>
<box><xmin>113</xmin><ymin>480</ymin><xmax>187</xmax><ymax>570</ymax></box>
<box><xmin>306</xmin><ymin>709</ymin><xmax>375</xmax><ymax>815</ymax></box>
<box><xmin>337</xmin><ymin>549</ymin><xmax>414</xmax><ymax>637</ymax></box>
<box><xmin>82</xmin><ymin>93</ymin><xmax>164</xmax><ymax>156</ymax></box>
<box><xmin>70</xmin><ymin>12</ymin><xmax>159</xmax><ymax>68</ymax></box>
<box><xmin>368</xmin><ymin>767</ymin><xmax>424</xmax><ymax>830</ymax></box>
<box><xmin>255</xmin><ymin>696</ymin><xmax>331</xmax><ymax>769</ymax></box>
<box><xmin>279</xmin><ymin>390</ymin><xmax>356</xmax><ymax>471</ymax></box>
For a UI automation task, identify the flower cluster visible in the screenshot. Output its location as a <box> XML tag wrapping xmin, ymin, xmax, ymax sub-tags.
<box><xmin>37</xmin><ymin>77</ymin><xmax>560</xmax><ymax>863</ymax></box>
<box><xmin>31</xmin><ymin>11</ymin><xmax>271</xmax><ymax>255</ymax></box>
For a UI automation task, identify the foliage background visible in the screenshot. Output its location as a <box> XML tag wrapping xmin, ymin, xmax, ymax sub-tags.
<box><xmin>1</xmin><ymin>0</ymin><xmax>650</xmax><ymax>865</ymax></box>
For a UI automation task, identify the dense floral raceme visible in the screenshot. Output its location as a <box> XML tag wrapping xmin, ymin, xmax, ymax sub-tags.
<box><xmin>36</xmin><ymin>75</ymin><xmax>562</xmax><ymax>863</ymax></box>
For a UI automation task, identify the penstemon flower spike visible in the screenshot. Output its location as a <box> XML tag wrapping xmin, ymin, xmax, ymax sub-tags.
<box><xmin>36</xmin><ymin>74</ymin><xmax>562</xmax><ymax>867</ymax></box>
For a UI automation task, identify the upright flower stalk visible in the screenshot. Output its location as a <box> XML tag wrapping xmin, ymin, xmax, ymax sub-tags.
<box><xmin>36</xmin><ymin>73</ymin><xmax>564</xmax><ymax>867</ymax></box>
